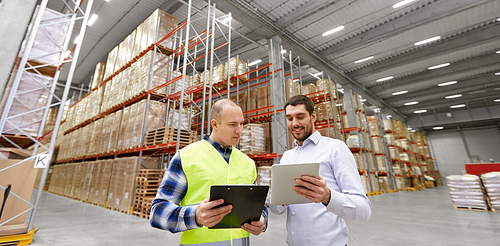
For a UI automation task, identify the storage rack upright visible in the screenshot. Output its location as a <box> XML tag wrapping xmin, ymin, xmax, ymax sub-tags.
<box><xmin>0</xmin><ymin>0</ymin><xmax>94</xmax><ymax>241</ymax></box>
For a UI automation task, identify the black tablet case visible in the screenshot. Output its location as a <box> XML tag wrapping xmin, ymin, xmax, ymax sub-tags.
<box><xmin>209</xmin><ymin>185</ymin><xmax>269</xmax><ymax>229</ymax></box>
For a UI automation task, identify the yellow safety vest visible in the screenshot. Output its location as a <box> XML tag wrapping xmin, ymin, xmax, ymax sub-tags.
<box><xmin>179</xmin><ymin>140</ymin><xmax>257</xmax><ymax>245</ymax></box>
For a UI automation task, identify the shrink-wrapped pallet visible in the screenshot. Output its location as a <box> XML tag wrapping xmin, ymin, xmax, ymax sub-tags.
<box><xmin>225</xmin><ymin>57</ymin><xmax>248</xmax><ymax>81</ymax></box>
<box><xmin>1</xmin><ymin>72</ymin><xmax>53</xmax><ymax>136</ymax></box>
<box><xmin>240</xmin><ymin>124</ymin><xmax>265</xmax><ymax>155</ymax></box>
<box><xmin>352</xmin><ymin>152</ymin><xmax>366</xmax><ymax>171</ymax></box>
<box><xmin>257</xmin><ymin>166</ymin><xmax>272</xmax><ymax>188</ymax></box>
<box><xmin>103</xmin><ymin>46</ymin><xmax>120</xmax><ymax>81</ymax></box>
<box><xmin>212</xmin><ymin>64</ymin><xmax>226</xmax><ymax>85</ymax></box>
<box><xmin>139</xmin><ymin>9</ymin><xmax>177</xmax><ymax>55</ymax></box>
<box><xmin>389</xmin><ymin>147</ymin><xmax>399</xmax><ymax>160</ymax></box>
<box><xmin>376</xmin><ymin>155</ymin><xmax>386</xmax><ymax>172</ymax></box>
<box><xmin>116</xmin><ymin>106</ymin><xmax>131</xmax><ymax>151</ymax></box>
<box><xmin>314</xmin><ymin>102</ymin><xmax>334</xmax><ymax>122</ymax></box>
<box><xmin>379</xmin><ymin>176</ymin><xmax>390</xmax><ymax>192</ymax></box>
<box><xmin>26</xmin><ymin>7</ymin><xmax>69</xmax><ymax>65</ymax></box>
<box><xmin>447</xmin><ymin>174</ymin><xmax>488</xmax><ymax>210</ymax></box>
<box><xmin>383</xmin><ymin>119</ymin><xmax>394</xmax><ymax>132</ymax></box>
<box><xmin>372</xmin><ymin>137</ymin><xmax>382</xmax><ymax>153</ymax></box>
<box><xmin>107</xmin><ymin>157</ymin><xmax>139</xmax><ymax>213</ymax></box>
<box><xmin>367</xmin><ymin>116</ymin><xmax>380</xmax><ymax>136</ymax></box>
<box><xmin>301</xmin><ymin>83</ymin><xmax>317</xmax><ymax>96</ymax></box>
<box><xmin>88</xmin><ymin>118</ymin><xmax>104</xmax><ymax>155</ymax></box>
<box><xmin>91</xmin><ymin>62</ymin><xmax>106</xmax><ymax>89</ymax></box>
<box><xmin>316</xmin><ymin>79</ymin><xmax>336</xmax><ymax>96</ymax></box>
<box><xmin>385</xmin><ymin>133</ymin><xmax>395</xmax><ymax>146</ymax></box>
<box><xmin>481</xmin><ymin>172</ymin><xmax>500</xmax><ymax>211</ymax></box>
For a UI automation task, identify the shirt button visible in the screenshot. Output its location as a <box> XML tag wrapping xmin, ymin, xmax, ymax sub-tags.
<box><xmin>292</xmin><ymin>232</ymin><xmax>295</xmax><ymax>236</ymax></box>
<box><xmin>292</xmin><ymin>212</ymin><xmax>295</xmax><ymax>215</ymax></box>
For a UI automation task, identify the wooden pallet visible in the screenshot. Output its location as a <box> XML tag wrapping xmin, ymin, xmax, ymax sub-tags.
<box><xmin>453</xmin><ymin>205</ymin><xmax>488</xmax><ymax>212</ymax></box>
<box><xmin>144</xmin><ymin>127</ymin><xmax>197</xmax><ymax>146</ymax></box>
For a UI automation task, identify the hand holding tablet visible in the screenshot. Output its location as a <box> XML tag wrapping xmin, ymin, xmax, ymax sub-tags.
<box><xmin>270</xmin><ymin>163</ymin><xmax>320</xmax><ymax>205</ymax></box>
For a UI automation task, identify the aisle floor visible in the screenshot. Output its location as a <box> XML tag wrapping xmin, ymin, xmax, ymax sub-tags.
<box><xmin>29</xmin><ymin>186</ymin><xmax>499</xmax><ymax>246</ymax></box>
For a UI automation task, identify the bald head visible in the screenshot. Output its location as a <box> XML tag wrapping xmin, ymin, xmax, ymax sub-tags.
<box><xmin>211</xmin><ymin>99</ymin><xmax>240</xmax><ymax>123</ymax></box>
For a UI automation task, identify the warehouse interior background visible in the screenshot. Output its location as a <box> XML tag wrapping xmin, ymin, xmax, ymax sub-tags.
<box><xmin>1</xmin><ymin>0</ymin><xmax>500</xmax><ymax>245</ymax></box>
<box><xmin>2</xmin><ymin>0</ymin><xmax>499</xmax><ymax>178</ymax></box>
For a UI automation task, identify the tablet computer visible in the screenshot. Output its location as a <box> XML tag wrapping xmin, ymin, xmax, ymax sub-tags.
<box><xmin>270</xmin><ymin>163</ymin><xmax>320</xmax><ymax>205</ymax></box>
<box><xmin>209</xmin><ymin>185</ymin><xmax>269</xmax><ymax>229</ymax></box>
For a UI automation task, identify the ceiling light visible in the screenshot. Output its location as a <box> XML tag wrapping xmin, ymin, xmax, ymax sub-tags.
<box><xmin>469</xmin><ymin>90</ymin><xmax>487</xmax><ymax>94</ymax></box>
<box><xmin>313</xmin><ymin>72</ymin><xmax>323</xmax><ymax>77</ymax></box>
<box><xmin>87</xmin><ymin>14</ymin><xmax>98</xmax><ymax>26</ymax></box>
<box><xmin>497</xmin><ymin>17</ymin><xmax>500</xmax><ymax>22</ymax></box>
<box><xmin>414</xmin><ymin>36</ymin><xmax>441</xmax><ymax>46</ymax></box>
<box><xmin>450</xmin><ymin>104</ymin><xmax>466</xmax><ymax>108</ymax></box>
<box><xmin>495</xmin><ymin>72</ymin><xmax>500</xmax><ymax>76</ymax></box>
<box><xmin>496</xmin><ymin>50</ymin><xmax>500</xmax><ymax>54</ymax></box>
<box><xmin>433</xmin><ymin>126</ymin><xmax>444</xmax><ymax>130</ymax></box>
<box><xmin>376</xmin><ymin>76</ymin><xmax>394</xmax><ymax>82</ymax></box>
<box><xmin>392</xmin><ymin>90</ymin><xmax>408</xmax><ymax>95</ymax></box>
<box><xmin>354</xmin><ymin>56</ymin><xmax>374</xmax><ymax>64</ymax></box>
<box><xmin>322</xmin><ymin>26</ymin><xmax>345</xmax><ymax>36</ymax></box>
<box><xmin>411</xmin><ymin>130</ymin><xmax>416</xmax><ymax>132</ymax></box>
<box><xmin>105</xmin><ymin>0</ymin><xmax>110</xmax><ymax>2</ymax></box>
<box><xmin>393</xmin><ymin>0</ymin><xmax>418</xmax><ymax>9</ymax></box>
<box><xmin>494</xmin><ymin>99</ymin><xmax>500</xmax><ymax>102</ymax></box>
<box><xmin>428</xmin><ymin>63</ymin><xmax>450</xmax><ymax>70</ymax></box>
<box><xmin>336</xmin><ymin>103</ymin><xmax>343</xmax><ymax>107</ymax></box>
<box><xmin>445</xmin><ymin>94</ymin><xmax>462</xmax><ymax>99</ymax></box>
<box><xmin>414</xmin><ymin>110</ymin><xmax>427</xmax><ymax>114</ymax></box>
<box><xmin>407</xmin><ymin>127</ymin><xmax>412</xmax><ymax>130</ymax></box>
<box><xmin>248</xmin><ymin>59</ymin><xmax>262</xmax><ymax>66</ymax></box>
<box><xmin>281</xmin><ymin>50</ymin><xmax>287</xmax><ymax>54</ymax></box>
<box><xmin>404</xmin><ymin>101</ymin><xmax>418</xmax><ymax>106</ymax></box>
<box><xmin>361</xmin><ymin>99</ymin><xmax>367</xmax><ymax>102</ymax></box>
<box><xmin>438</xmin><ymin>81</ymin><xmax>457</xmax><ymax>86</ymax></box>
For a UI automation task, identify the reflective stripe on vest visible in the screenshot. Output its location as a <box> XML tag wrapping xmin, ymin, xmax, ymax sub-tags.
<box><xmin>180</xmin><ymin>237</ymin><xmax>249</xmax><ymax>246</ymax></box>
<box><xmin>179</xmin><ymin>140</ymin><xmax>257</xmax><ymax>245</ymax></box>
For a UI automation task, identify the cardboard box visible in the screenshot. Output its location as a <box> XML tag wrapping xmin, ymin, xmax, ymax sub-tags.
<box><xmin>257</xmin><ymin>85</ymin><xmax>270</xmax><ymax>113</ymax></box>
<box><xmin>425</xmin><ymin>180</ymin><xmax>435</xmax><ymax>188</ymax></box>
<box><xmin>0</xmin><ymin>159</ymin><xmax>37</xmax><ymax>226</ymax></box>
<box><xmin>240</xmin><ymin>124</ymin><xmax>265</xmax><ymax>155</ymax></box>
<box><xmin>91</xmin><ymin>62</ymin><xmax>106</xmax><ymax>89</ymax></box>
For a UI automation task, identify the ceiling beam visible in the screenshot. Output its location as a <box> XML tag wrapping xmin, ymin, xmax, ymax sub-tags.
<box><xmin>209</xmin><ymin>0</ymin><xmax>407</xmax><ymax>120</ymax></box>
<box><xmin>385</xmin><ymin>73</ymin><xmax>500</xmax><ymax>105</ymax></box>
<box><xmin>370</xmin><ymin>52</ymin><xmax>500</xmax><ymax>94</ymax></box>
<box><xmin>348</xmin><ymin>22</ymin><xmax>500</xmax><ymax>79</ymax></box>
<box><xmin>318</xmin><ymin>0</ymin><xmax>492</xmax><ymax>58</ymax></box>
<box><xmin>275</xmin><ymin>0</ymin><xmax>335</xmax><ymax>28</ymax></box>
<box><xmin>406</xmin><ymin>104</ymin><xmax>500</xmax><ymax>128</ymax></box>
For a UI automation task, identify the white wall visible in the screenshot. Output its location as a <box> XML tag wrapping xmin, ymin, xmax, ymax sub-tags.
<box><xmin>427</xmin><ymin>127</ymin><xmax>500</xmax><ymax>178</ymax></box>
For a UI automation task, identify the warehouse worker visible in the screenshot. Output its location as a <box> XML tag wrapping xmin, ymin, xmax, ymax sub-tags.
<box><xmin>150</xmin><ymin>99</ymin><xmax>267</xmax><ymax>245</ymax></box>
<box><xmin>270</xmin><ymin>95</ymin><xmax>371</xmax><ymax>246</ymax></box>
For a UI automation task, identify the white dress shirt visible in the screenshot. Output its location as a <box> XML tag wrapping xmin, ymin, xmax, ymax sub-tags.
<box><xmin>270</xmin><ymin>131</ymin><xmax>371</xmax><ymax>246</ymax></box>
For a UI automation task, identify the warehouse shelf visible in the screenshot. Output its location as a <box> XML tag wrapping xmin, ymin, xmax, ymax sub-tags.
<box><xmin>0</xmin><ymin>0</ymin><xmax>95</xmax><ymax>233</ymax></box>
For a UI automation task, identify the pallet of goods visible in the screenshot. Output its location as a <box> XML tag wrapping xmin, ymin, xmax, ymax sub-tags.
<box><xmin>133</xmin><ymin>169</ymin><xmax>165</xmax><ymax>219</ymax></box>
<box><xmin>144</xmin><ymin>127</ymin><xmax>198</xmax><ymax>147</ymax></box>
<box><xmin>481</xmin><ymin>172</ymin><xmax>500</xmax><ymax>212</ymax></box>
<box><xmin>447</xmin><ymin>174</ymin><xmax>489</xmax><ymax>211</ymax></box>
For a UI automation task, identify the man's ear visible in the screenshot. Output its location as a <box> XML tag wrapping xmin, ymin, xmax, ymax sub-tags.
<box><xmin>311</xmin><ymin>111</ymin><xmax>317</xmax><ymax>123</ymax></box>
<box><xmin>210</xmin><ymin>119</ymin><xmax>217</xmax><ymax>129</ymax></box>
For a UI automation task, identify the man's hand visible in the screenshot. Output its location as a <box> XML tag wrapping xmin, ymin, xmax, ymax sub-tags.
<box><xmin>195</xmin><ymin>198</ymin><xmax>232</xmax><ymax>228</ymax></box>
<box><xmin>241</xmin><ymin>215</ymin><xmax>265</xmax><ymax>235</ymax></box>
<box><xmin>293</xmin><ymin>175</ymin><xmax>331</xmax><ymax>205</ymax></box>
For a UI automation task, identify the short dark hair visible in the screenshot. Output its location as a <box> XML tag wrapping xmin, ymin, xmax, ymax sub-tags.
<box><xmin>284</xmin><ymin>95</ymin><xmax>314</xmax><ymax>115</ymax></box>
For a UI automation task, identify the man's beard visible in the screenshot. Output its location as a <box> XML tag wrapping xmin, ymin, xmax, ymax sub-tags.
<box><xmin>290</xmin><ymin>124</ymin><xmax>313</xmax><ymax>142</ymax></box>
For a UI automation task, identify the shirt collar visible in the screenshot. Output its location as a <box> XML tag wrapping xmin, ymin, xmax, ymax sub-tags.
<box><xmin>203</xmin><ymin>135</ymin><xmax>232</xmax><ymax>152</ymax></box>
<box><xmin>292</xmin><ymin>130</ymin><xmax>321</xmax><ymax>148</ymax></box>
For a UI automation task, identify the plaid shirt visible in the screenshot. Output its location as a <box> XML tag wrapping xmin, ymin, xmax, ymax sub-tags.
<box><xmin>150</xmin><ymin>135</ymin><xmax>268</xmax><ymax>233</ymax></box>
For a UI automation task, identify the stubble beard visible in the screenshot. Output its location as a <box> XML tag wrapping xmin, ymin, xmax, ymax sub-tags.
<box><xmin>290</xmin><ymin>123</ymin><xmax>313</xmax><ymax>142</ymax></box>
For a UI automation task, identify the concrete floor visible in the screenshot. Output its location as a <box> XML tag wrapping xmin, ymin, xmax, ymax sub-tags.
<box><xmin>28</xmin><ymin>186</ymin><xmax>499</xmax><ymax>246</ymax></box>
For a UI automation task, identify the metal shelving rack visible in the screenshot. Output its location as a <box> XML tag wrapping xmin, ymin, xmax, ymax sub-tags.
<box><xmin>0</xmin><ymin>0</ymin><xmax>94</xmax><ymax>238</ymax></box>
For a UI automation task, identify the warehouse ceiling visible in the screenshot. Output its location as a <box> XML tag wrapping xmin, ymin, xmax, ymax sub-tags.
<box><xmin>47</xmin><ymin>0</ymin><xmax>500</xmax><ymax>131</ymax></box>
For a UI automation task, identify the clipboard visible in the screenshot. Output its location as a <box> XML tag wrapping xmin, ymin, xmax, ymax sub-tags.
<box><xmin>270</xmin><ymin>162</ymin><xmax>320</xmax><ymax>205</ymax></box>
<box><xmin>209</xmin><ymin>185</ymin><xmax>269</xmax><ymax>229</ymax></box>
